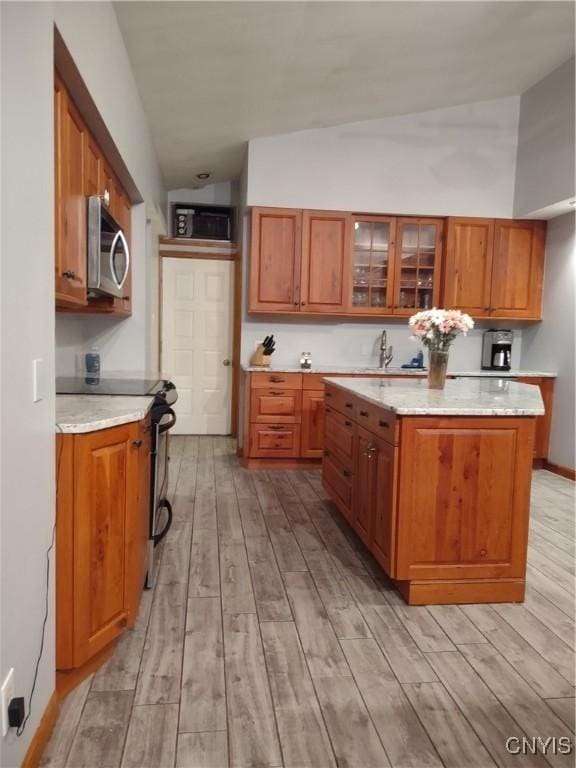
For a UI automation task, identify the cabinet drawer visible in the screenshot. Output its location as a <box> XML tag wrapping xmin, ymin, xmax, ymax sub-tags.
<box><xmin>322</xmin><ymin>450</ymin><xmax>353</xmax><ymax>520</ymax></box>
<box><xmin>324</xmin><ymin>384</ymin><xmax>357</xmax><ymax>418</ymax></box>
<box><xmin>251</xmin><ymin>372</ymin><xmax>302</xmax><ymax>389</ymax></box>
<box><xmin>371</xmin><ymin>407</ymin><xmax>398</xmax><ymax>445</ymax></box>
<box><xmin>356</xmin><ymin>402</ymin><xmax>398</xmax><ymax>445</ymax></box>
<box><xmin>302</xmin><ymin>373</ymin><xmax>332</xmax><ymax>391</ymax></box>
<box><xmin>248</xmin><ymin>424</ymin><xmax>301</xmax><ymax>458</ymax></box>
<box><xmin>250</xmin><ymin>387</ymin><xmax>302</xmax><ymax>423</ymax></box>
<box><xmin>325</xmin><ymin>406</ymin><xmax>355</xmax><ymax>465</ymax></box>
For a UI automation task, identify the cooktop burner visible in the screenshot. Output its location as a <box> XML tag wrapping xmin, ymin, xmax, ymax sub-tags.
<box><xmin>56</xmin><ymin>376</ymin><xmax>164</xmax><ymax>396</ymax></box>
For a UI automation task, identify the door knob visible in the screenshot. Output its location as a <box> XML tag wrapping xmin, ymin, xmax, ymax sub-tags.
<box><xmin>223</xmin><ymin>359</ymin><xmax>231</xmax><ymax>366</ymax></box>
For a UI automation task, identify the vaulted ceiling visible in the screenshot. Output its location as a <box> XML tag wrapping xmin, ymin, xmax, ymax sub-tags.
<box><xmin>115</xmin><ymin>1</ymin><xmax>575</xmax><ymax>187</ymax></box>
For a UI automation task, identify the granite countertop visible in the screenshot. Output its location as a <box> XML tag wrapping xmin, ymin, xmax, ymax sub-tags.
<box><xmin>242</xmin><ymin>365</ymin><xmax>556</xmax><ymax>378</ymax></box>
<box><xmin>324</xmin><ymin>377</ymin><xmax>545</xmax><ymax>416</ymax></box>
<box><xmin>56</xmin><ymin>395</ymin><xmax>155</xmax><ymax>434</ymax></box>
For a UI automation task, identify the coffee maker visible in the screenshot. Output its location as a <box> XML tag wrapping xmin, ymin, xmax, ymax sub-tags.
<box><xmin>482</xmin><ymin>330</ymin><xmax>513</xmax><ymax>371</ymax></box>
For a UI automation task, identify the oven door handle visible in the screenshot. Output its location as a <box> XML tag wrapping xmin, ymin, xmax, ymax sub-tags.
<box><xmin>157</xmin><ymin>407</ymin><xmax>176</xmax><ymax>434</ymax></box>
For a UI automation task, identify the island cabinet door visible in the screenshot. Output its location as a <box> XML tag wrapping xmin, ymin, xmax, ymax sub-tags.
<box><xmin>395</xmin><ymin>417</ymin><xmax>534</xmax><ymax>582</ymax></box>
<box><xmin>72</xmin><ymin>422</ymin><xmax>139</xmax><ymax>666</ymax></box>
<box><xmin>372</xmin><ymin>437</ymin><xmax>398</xmax><ymax>576</ymax></box>
<box><xmin>353</xmin><ymin>428</ymin><xmax>378</xmax><ymax>546</ymax></box>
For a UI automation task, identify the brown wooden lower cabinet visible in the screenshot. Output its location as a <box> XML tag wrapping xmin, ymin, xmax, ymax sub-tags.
<box><xmin>322</xmin><ymin>382</ymin><xmax>535</xmax><ymax>605</ymax></box>
<box><xmin>243</xmin><ymin>371</ymin><xmax>554</xmax><ymax>464</ymax></box>
<box><xmin>56</xmin><ymin>417</ymin><xmax>150</xmax><ymax>671</ymax></box>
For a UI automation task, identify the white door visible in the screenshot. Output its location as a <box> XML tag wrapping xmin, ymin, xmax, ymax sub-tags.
<box><xmin>161</xmin><ymin>257</ymin><xmax>234</xmax><ymax>434</ymax></box>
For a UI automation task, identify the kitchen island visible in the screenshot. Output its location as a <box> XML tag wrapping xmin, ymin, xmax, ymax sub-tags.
<box><xmin>322</xmin><ymin>377</ymin><xmax>544</xmax><ymax>605</ymax></box>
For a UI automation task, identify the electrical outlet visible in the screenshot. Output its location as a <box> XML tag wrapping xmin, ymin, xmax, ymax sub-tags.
<box><xmin>1</xmin><ymin>668</ymin><xmax>15</xmax><ymax>737</ymax></box>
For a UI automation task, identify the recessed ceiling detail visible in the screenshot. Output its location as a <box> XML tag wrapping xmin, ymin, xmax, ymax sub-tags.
<box><xmin>115</xmin><ymin>1</ymin><xmax>575</xmax><ymax>187</ymax></box>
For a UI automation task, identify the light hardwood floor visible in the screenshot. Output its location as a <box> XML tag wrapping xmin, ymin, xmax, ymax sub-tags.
<box><xmin>41</xmin><ymin>436</ymin><xmax>575</xmax><ymax>768</ymax></box>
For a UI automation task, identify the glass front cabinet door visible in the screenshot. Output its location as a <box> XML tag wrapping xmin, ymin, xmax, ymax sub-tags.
<box><xmin>392</xmin><ymin>218</ymin><xmax>443</xmax><ymax>314</ymax></box>
<box><xmin>349</xmin><ymin>216</ymin><xmax>396</xmax><ymax>313</ymax></box>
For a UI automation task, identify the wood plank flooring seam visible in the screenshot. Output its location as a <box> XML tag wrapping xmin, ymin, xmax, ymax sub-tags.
<box><xmin>233</xmin><ymin>484</ymin><xmax>289</xmax><ymax>767</ymax></box>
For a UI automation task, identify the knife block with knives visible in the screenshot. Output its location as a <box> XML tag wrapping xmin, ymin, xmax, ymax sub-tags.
<box><xmin>250</xmin><ymin>335</ymin><xmax>275</xmax><ymax>367</ymax></box>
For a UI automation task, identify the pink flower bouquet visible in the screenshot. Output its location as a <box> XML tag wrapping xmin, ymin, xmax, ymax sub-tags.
<box><xmin>409</xmin><ymin>308</ymin><xmax>474</xmax><ymax>352</ymax></box>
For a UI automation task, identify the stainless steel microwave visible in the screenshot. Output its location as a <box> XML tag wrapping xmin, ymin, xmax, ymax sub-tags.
<box><xmin>87</xmin><ymin>196</ymin><xmax>130</xmax><ymax>298</ymax></box>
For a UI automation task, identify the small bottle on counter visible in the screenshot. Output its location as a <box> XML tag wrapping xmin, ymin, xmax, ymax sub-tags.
<box><xmin>85</xmin><ymin>345</ymin><xmax>100</xmax><ymax>385</ymax></box>
<box><xmin>300</xmin><ymin>352</ymin><xmax>312</xmax><ymax>370</ymax></box>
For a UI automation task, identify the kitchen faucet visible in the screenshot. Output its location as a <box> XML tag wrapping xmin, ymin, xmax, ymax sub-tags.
<box><xmin>380</xmin><ymin>330</ymin><xmax>393</xmax><ymax>369</ymax></box>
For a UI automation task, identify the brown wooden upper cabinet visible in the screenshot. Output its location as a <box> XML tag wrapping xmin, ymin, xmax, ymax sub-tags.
<box><xmin>249</xmin><ymin>207</ymin><xmax>351</xmax><ymax>313</ymax></box>
<box><xmin>349</xmin><ymin>215</ymin><xmax>396</xmax><ymax>313</ymax></box>
<box><xmin>55</xmin><ymin>73</ymin><xmax>132</xmax><ymax>315</ymax></box>
<box><xmin>249</xmin><ymin>207</ymin><xmax>302</xmax><ymax>312</ymax></box>
<box><xmin>443</xmin><ymin>217</ymin><xmax>545</xmax><ymax>319</ymax></box>
<box><xmin>392</xmin><ymin>217</ymin><xmax>443</xmax><ymax>315</ymax></box>
<box><xmin>55</xmin><ymin>73</ymin><xmax>87</xmax><ymax>308</ymax></box>
<box><xmin>301</xmin><ymin>210</ymin><xmax>351</xmax><ymax>312</ymax></box>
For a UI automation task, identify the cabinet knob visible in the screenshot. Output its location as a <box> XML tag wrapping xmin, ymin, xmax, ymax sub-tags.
<box><xmin>379</xmin><ymin>419</ymin><xmax>389</xmax><ymax>428</ymax></box>
<box><xmin>62</xmin><ymin>270</ymin><xmax>76</xmax><ymax>279</ymax></box>
<box><xmin>323</xmin><ymin>449</ymin><xmax>330</xmax><ymax>457</ymax></box>
<box><xmin>360</xmin><ymin>409</ymin><xmax>369</xmax><ymax>417</ymax></box>
<box><xmin>223</xmin><ymin>359</ymin><xmax>231</xmax><ymax>366</ymax></box>
<box><xmin>132</xmin><ymin>439</ymin><xmax>142</xmax><ymax>448</ymax></box>
<box><xmin>344</xmin><ymin>420</ymin><xmax>352</xmax><ymax>427</ymax></box>
<box><xmin>343</xmin><ymin>469</ymin><xmax>352</xmax><ymax>478</ymax></box>
<box><xmin>345</xmin><ymin>402</ymin><xmax>353</xmax><ymax>409</ymax></box>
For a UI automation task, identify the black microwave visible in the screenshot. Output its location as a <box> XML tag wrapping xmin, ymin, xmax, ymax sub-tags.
<box><xmin>172</xmin><ymin>203</ymin><xmax>233</xmax><ymax>241</ymax></box>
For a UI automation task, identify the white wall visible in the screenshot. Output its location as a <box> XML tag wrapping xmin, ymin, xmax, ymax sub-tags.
<box><xmin>54</xmin><ymin>1</ymin><xmax>166</xmax><ymax>376</ymax></box>
<box><xmin>241</xmin><ymin>96</ymin><xmax>524</xmax><ymax>374</ymax></box>
<box><xmin>521</xmin><ymin>213</ymin><xmax>575</xmax><ymax>470</ymax></box>
<box><xmin>241</xmin><ymin>320</ymin><xmax>523</xmax><ymax>372</ymax></box>
<box><xmin>1</xmin><ymin>4</ymin><xmax>164</xmax><ymax>765</ymax></box>
<box><xmin>1</xmin><ymin>5</ymin><xmax>56</xmax><ymax>766</ymax></box>
<box><xmin>56</xmin><ymin>205</ymin><xmax>154</xmax><ymax>375</ymax></box>
<box><xmin>247</xmin><ymin>96</ymin><xmax>520</xmax><ymax>217</ymax></box>
<box><xmin>514</xmin><ymin>58</ymin><xmax>575</xmax><ymax>218</ymax></box>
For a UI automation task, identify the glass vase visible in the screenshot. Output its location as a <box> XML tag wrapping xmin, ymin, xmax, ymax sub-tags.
<box><xmin>428</xmin><ymin>350</ymin><xmax>449</xmax><ymax>390</ymax></box>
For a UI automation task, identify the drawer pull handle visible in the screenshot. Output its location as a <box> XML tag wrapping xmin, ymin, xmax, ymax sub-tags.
<box><xmin>326</xmin><ymin>392</ymin><xmax>333</xmax><ymax>398</ymax></box>
<box><xmin>268</xmin><ymin>426</ymin><xmax>284</xmax><ymax>431</ymax></box>
<box><xmin>345</xmin><ymin>402</ymin><xmax>353</xmax><ymax>409</ymax></box>
<box><xmin>269</xmin><ymin>390</ymin><xmax>286</xmax><ymax>395</ymax></box>
<box><xmin>270</xmin><ymin>376</ymin><xmax>283</xmax><ymax>383</ymax></box>
<box><xmin>343</xmin><ymin>469</ymin><xmax>352</xmax><ymax>478</ymax></box>
<box><xmin>379</xmin><ymin>419</ymin><xmax>389</xmax><ymax>428</ymax></box>
<box><xmin>360</xmin><ymin>410</ymin><xmax>369</xmax><ymax>417</ymax></box>
<box><xmin>344</xmin><ymin>420</ymin><xmax>352</xmax><ymax>427</ymax></box>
